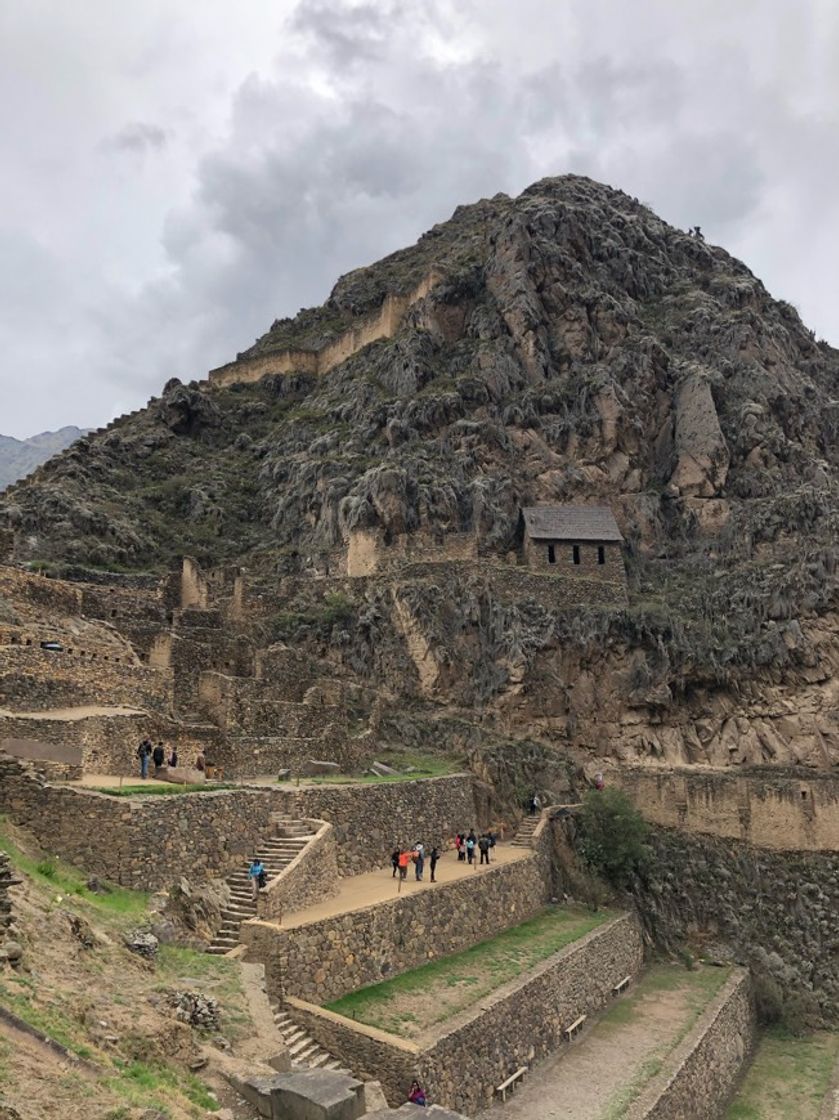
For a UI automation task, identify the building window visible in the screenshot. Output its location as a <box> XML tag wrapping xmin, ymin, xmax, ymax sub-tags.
<box><xmin>572</xmin><ymin>545</ymin><xmax>580</xmax><ymax>565</ymax></box>
<box><xmin>547</xmin><ymin>544</ymin><xmax>556</xmax><ymax>565</ymax></box>
<box><xmin>598</xmin><ymin>546</ymin><xmax>605</xmax><ymax>565</ymax></box>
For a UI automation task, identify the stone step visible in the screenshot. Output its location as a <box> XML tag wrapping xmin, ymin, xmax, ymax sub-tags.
<box><xmin>308</xmin><ymin>1052</ymin><xmax>331</xmax><ymax>1069</ymax></box>
<box><xmin>296</xmin><ymin>1044</ymin><xmax>320</xmax><ymax>1064</ymax></box>
<box><xmin>286</xmin><ymin>1033</ymin><xmax>311</xmax><ymax>1054</ymax></box>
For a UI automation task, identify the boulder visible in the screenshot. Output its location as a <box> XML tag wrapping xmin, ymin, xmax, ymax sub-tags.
<box><xmin>305</xmin><ymin>760</ymin><xmax>341</xmax><ymax>776</ymax></box>
<box><xmin>370</xmin><ymin>761</ymin><xmax>399</xmax><ymax>777</ymax></box>
<box><xmin>123</xmin><ymin>929</ymin><xmax>159</xmax><ymax>960</ymax></box>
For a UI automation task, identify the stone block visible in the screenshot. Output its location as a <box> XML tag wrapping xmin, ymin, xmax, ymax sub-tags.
<box><xmin>306</xmin><ymin>760</ymin><xmax>341</xmax><ymax>776</ymax></box>
<box><xmin>370</xmin><ymin>762</ymin><xmax>399</xmax><ymax>777</ymax></box>
<box><xmin>269</xmin><ymin>1070</ymin><xmax>364</xmax><ymax>1120</ymax></box>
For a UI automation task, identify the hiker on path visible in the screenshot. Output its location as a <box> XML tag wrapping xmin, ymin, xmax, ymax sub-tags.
<box><xmin>248</xmin><ymin>857</ymin><xmax>265</xmax><ymax>900</ymax></box>
<box><xmin>478</xmin><ymin>834</ymin><xmax>491</xmax><ymax>865</ymax></box>
<box><xmin>152</xmin><ymin>741</ymin><xmax>165</xmax><ymax>775</ymax></box>
<box><xmin>168</xmin><ymin>747</ymin><xmax>178</xmax><ymax>768</ymax></box>
<box><xmin>466</xmin><ymin>832</ymin><xmax>476</xmax><ymax>865</ymax></box>
<box><xmin>430</xmin><ymin>846</ymin><xmax>440</xmax><ymax>883</ymax></box>
<box><xmin>391</xmin><ymin>848</ymin><xmax>400</xmax><ymax>878</ymax></box>
<box><xmin>529</xmin><ymin>793</ymin><xmax>541</xmax><ymax>816</ymax></box>
<box><xmin>408</xmin><ymin>1080</ymin><xmax>427</xmax><ymax>1107</ymax></box>
<box><xmin>414</xmin><ymin>842</ymin><xmax>425</xmax><ymax>882</ymax></box>
<box><xmin>594</xmin><ymin>771</ymin><xmax>605</xmax><ymax>791</ymax></box>
<box><xmin>136</xmin><ymin>739</ymin><xmax>152</xmax><ymax>779</ymax></box>
<box><xmin>455</xmin><ymin>833</ymin><xmax>464</xmax><ymax>862</ymax></box>
<box><xmin>398</xmin><ymin>849</ymin><xmax>410</xmax><ymax>881</ymax></box>
<box><xmin>195</xmin><ymin>751</ymin><xmax>206</xmax><ymax>773</ymax></box>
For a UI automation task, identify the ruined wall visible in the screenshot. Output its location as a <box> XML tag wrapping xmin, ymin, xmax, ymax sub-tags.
<box><xmin>271</xmin><ymin>775</ymin><xmax>479</xmax><ymax>874</ymax></box>
<box><xmin>286</xmin><ymin>912</ymin><xmax>644</xmax><ymax>1113</ymax></box>
<box><xmin>207</xmin><ymin>272</ymin><xmax>441</xmax><ymax>390</ymax></box>
<box><xmin>625</xmin><ymin>970</ymin><xmax>755</xmax><ymax>1120</ymax></box>
<box><xmin>243</xmin><ymin>850</ymin><xmax>551</xmax><ymax>1004</ymax></box>
<box><xmin>0</xmin><ymin>852</ymin><xmax>14</xmax><ymax>936</ymax></box>
<box><xmin>0</xmin><ymin>754</ymin><xmax>277</xmax><ymax>890</ymax></box>
<box><xmin>615</xmin><ymin>766</ymin><xmax>839</xmax><ymax>851</ymax></box>
<box><xmin>0</xmin><ymin>647</ymin><xmax>173</xmax><ymax>714</ymax></box>
<box><xmin>635</xmin><ymin>825</ymin><xmax>839</xmax><ymax>1023</ymax></box>
<box><xmin>212</xmin><ymin>732</ymin><xmax>368</xmax><ymax>779</ymax></box>
<box><xmin>0</xmin><ymin>566</ymin><xmax>82</xmax><ymax>616</ymax></box>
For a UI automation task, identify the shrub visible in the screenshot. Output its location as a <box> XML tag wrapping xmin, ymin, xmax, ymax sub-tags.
<box><xmin>35</xmin><ymin>858</ymin><xmax>57</xmax><ymax>879</ymax></box>
<box><xmin>577</xmin><ymin>788</ymin><xmax>649</xmax><ymax>887</ymax></box>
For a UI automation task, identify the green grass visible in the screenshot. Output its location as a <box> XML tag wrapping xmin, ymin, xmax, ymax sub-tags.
<box><xmin>88</xmin><ymin>782</ymin><xmax>236</xmax><ymax>797</ymax></box>
<box><xmin>0</xmin><ymin>818</ymin><xmax>147</xmax><ymax>922</ymax></box>
<box><xmin>0</xmin><ymin>975</ymin><xmax>93</xmax><ymax>1058</ymax></box>
<box><xmin>326</xmin><ymin>905</ymin><xmax>612</xmax><ymax>1035</ymax></box>
<box><xmin>725</xmin><ymin>1028</ymin><xmax>839</xmax><ymax>1120</ymax></box>
<box><xmin>108</xmin><ymin>1059</ymin><xmax>218</xmax><ymax>1112</ymax></box>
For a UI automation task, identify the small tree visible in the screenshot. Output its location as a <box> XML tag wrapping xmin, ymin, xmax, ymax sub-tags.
<box><xmin>578</xmin><ymin>788</ymin><xmax>649</xmax><ymax>887</ymax></box>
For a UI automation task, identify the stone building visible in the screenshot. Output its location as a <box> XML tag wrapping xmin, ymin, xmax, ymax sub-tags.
<box><xmin>522</xmin><ymin>505</ymin><xmax>625</xmax><ymax>585</ymax></box>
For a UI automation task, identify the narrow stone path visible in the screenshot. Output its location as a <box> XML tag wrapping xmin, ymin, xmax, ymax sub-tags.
<box><xmin>478</xmin><ymin>965</ymin><xmax>729</xmax><ymax>1120</ymax></box>
<box><xmin>0</xmin><ymin>704</ymin><xmax>145</xmax><ymax>720</ymax></box>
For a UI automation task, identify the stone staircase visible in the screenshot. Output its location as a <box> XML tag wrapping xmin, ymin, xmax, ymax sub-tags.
<box><xmin>511</xmin><ymin>814</ymin><xmax>541</xmax><ymax>847</ymax></box>
<box><xmin>206</xmin><ymin>818</ymin><xmax>315</xmax><ymax>955</ymax></box>
<box><xmin>273</xmin><ymin>1005</ymin><xmax>350</xmax><ymax>1074</ymax></box>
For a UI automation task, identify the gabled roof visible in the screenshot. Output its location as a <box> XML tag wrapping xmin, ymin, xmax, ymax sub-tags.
<box><xmin>523</xmin><ymin>505</ymin><xmax>624</xmax><ymax>542</ymax></box>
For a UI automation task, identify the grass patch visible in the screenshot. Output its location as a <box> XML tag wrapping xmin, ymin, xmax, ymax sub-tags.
<box><xmin>88</xmin><ymin>783</ymin><xmax>236</xmax><ymax>797</ymax></box>
<box><xmin>0</xmin><ymin>976</ymin><xmax>93</xmax><ymax>1058</ymax></box>
<box><xmin>108</xmin><ymin>1058</ymin><xmax>218</xmax><ymax>1112</ymax></box>
<box><xmin>725</xmin><ymin>1028</ymin><xmax>839</xmax><ymax>1120</ymax></box>
<box><xmin>0</xmin><ymin>818</ymin><xmax>147</xmax><ymax>923</ymax></box>
<box><xmin>326</xmin><ymin>905</ymin><xmax>612</xmax><ymax>1036</ymax></box>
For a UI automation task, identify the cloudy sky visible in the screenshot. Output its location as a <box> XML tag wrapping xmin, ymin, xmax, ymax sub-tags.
<box><xmin>1</xmin><ymin>0</ymin><xmax>837</xmax><ymax>438</ymax></box>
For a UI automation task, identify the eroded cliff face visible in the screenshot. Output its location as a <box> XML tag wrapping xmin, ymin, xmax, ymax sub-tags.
<box><xmin>2</xmin><ymin>175</ymin><xmax>839</xmax><ymax>770</ymax></box>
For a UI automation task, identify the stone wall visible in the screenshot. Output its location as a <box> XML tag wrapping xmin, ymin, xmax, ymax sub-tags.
<box><xmin>242</xmin><ymin>850</ymin><xmax>551</xmax><ymax>1004</ymax></box>
<box><xmin>615</xmin><ymin>766</ymin><xmax>839</xmax><ymax>851</ymax></box>
<box><xmin>270</xmin><ymin>775</ymin><xmax>479</xmax><ymax>875</ymax></box>
<box><xmin>286</xmin><ymin>912</ymin><xmax>644</xmax><ymax>1114</ymax></box>
<box><xmin>0</xmin><ymin>647</ymin><xmax>173</xmax><ymax>714</ymax></box>
<box><xmin>0</xmin><ymin>753</ymin><xmax>277</xmax><ymax>890</ymax></box>
<box><xmin>0</xmin><ymin>566</ymin><xmax>82</xmax><ymax>616</ymax></box>
<box><xmin>635</xmin><ymin>825</ymin><xmax>839</xmax><ymax>1024</ymax></box>
<box><xmin>625</xmin><ymin>969</ymin><xmax>755</xmax><ymax>1120</ymax></box>
<box><xmin>213</xmin><ymin>732</ymin><xmax>367</xmax><ymax>779</ymax></box>
<box><xmin>257</xmin><ymin>820</ymin><xmax>340</xmax><ymax>921</ymax></box>
<box><xmin>523</xmin><ymin>535</ymin><xmax>626</xmax><ymax>584</ymax></box>
<box><xmin>197</xmin><ymin>671</ymin><xmax>343</xmax><ymax>736</ymax></box>
<box><xmin>0</xmin><ymin>711</ymin><xmax>223</xmax><ymax>776</ymax></box>
<box><xmin>0</xmin><ymin>853</ymin><xmax>14</xmax><ymax>934</ymax></box>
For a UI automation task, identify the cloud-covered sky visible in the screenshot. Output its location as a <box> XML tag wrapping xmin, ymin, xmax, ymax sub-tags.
<box><xmin>1</xmin><ymin>0</ymin><xmax>837</xmax><ymax>438</ymax></box>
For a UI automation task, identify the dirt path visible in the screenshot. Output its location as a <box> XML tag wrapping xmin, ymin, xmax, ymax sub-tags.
<box><xmin>478</xmin><ymin>966</ymin><xmax>728</xmax><ymax>1120</ymax></box>
<box><xmin>281</xmin><ymin>845</ymin><xmax>529</xmax><ymax>929</ymax></box>
<box><xmin>0</xmin><ymin>704</ymin><xmax>145</xmax><ymax>720</ymax></box>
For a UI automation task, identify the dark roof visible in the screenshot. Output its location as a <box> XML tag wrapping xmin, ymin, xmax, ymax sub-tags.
<box><xmin>522</xmin><ymin>506</ymin><xmax>624</xmax><ymax>542</ymax></box>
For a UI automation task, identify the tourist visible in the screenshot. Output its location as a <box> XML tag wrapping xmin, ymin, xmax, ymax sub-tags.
<box><xmin>429</xmin><ymin>846</ymin><xmax>440</xmax><ymax>883</ymax></box>
<box><xmin>391</xmin><ymin>848</ymin><xmax>400</xmax><ymax>878</ymax></box>
<box><xmin>248</xmin><ymin>857</ymin><xmax>265</xmax><ymax>900</ymax></box>
<box><xmin>398</xmin><ymin>849</ymin><xmax>410</xmax><ymax>881</ymax></box>
<box><xmin>152</xmin><ymin>741</ymin><xmax>165</xmax><ymax>775</ymax></box>
<box><xmin>529</xmin><ymin>793</ymin><xmax>541</xmax><ymax>816</ymax></box>
<box><xmin>195</xmin><ymin>751</ymin><xmax>206</xmax><ymax>772</ymax></box>
<box><xmin>478</xmin><ymin>833</ymin><xmax>490</xmax><ymax>865</ymax></box>
<box><xmin>594</xmin><ymin>771</ymin><xmax>605</xmax><ymax>791</ymax></box>
<box><xmin>466</xmin><ymin>831</ymin><xmax>476</xmax><ymax>864</ymax></box>
<box><xmin>415</xmin><ymin>843</ymin><xmax>425</xmax><ymax>882</ymax></box>
<box><xmin>408</xmin><ymin>1080</ymin><xmax>427</xmax><ymax>1107</ymax></box>
<box><xmin>168</xmin><ymin>747</ymin><xmax>178</xmax><ymax>768</ymax></box>
<box><xmin>136</xmin><ymin>738</ymin><xmax>152</xmax><ymax>780</ymax></box>
<box><xmin>455</xmin><ymin>833</ymin><xmax>464</xmax><ymax>862</ymax></box>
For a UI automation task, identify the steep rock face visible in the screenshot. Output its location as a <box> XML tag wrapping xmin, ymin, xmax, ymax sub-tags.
<box><xmin>2</xmin><ymin>175</ymin><xmax>838</xmax><ymax>769</ymax></box>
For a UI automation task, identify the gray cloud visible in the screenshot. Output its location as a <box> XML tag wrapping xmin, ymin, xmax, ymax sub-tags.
<box><xmin>102</xmin><ymin>120</ymin><xmax>168</xmax><ymax>153</ymax></box>
<box><xmin>0</xmin><ymin>0</ymin><xmax>836</xmax><ymax>438</ymax></box>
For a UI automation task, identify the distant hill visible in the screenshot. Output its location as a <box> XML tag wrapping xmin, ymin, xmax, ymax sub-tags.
<box><xmin>0</xmin><ymin>427</ymin><xmax>88</xmax><ymax>491</ymax></box>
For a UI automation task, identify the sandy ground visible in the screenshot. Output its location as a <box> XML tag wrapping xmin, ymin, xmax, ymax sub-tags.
<box><xmin>64</xmin><ymin>772</ymin><xmax>174</xmax><ymax>788</ymax></box>
<box><xmin>0</xmin><ymin>704</ymin><xmax>145</xmax><ymax>720</ymax></box>
<box><xmin>281</xmin><ymin>844</ymin><xmax>530</xmax><ymax>929</ymax></box>
<box><xmin>476</xmin><ymin>977</ymin><xmax>704</xmax><ymax>1120</ymax></box>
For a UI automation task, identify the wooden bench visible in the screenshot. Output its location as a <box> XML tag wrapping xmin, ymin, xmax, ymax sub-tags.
<box><xmin>564</xmin><ymin>1014</ymin><xmax>587</xmax><ymax>1041</ymax></box>
<box><xmin>495</xmin><ymin>1066</ymin><xmax>528</xmax><ymax>1102</ymax></box>
<box><xmin>612</xmin><ymin>975</ymin><xmax>631</xmax><ymax>997</ymax></box>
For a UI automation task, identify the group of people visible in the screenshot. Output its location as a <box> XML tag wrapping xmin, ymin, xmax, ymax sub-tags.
<box><xmin>136</xmin><ymin>738</ymin><xmax>178</xmax><ymax>779</ymax></box>
<box><xmin>391</xmin><ymin>843</ymin><xmax>440</xmax><ymax>883</ymax></box>
<box><xmin>454</xmin><ymin>829</ymin><xmax>496</xmax><ymax>865</ymax></box>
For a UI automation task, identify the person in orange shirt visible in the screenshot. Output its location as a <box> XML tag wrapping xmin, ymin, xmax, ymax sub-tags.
<box><xmin>397</xmin><ymin>849</ymin><xmax>410</xmax><ymax>881</ymax></box>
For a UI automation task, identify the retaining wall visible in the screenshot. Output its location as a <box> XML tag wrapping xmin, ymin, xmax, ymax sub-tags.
<box><xmin>242</xmin><ymin>849</ymin><xmax>552</xmax><ymax>1004</ymax></box>
<box><xmin>625</xmin><ymin>969</ymin><xmax>755</xmax><ymax>1120</ymax></box>
<box><xmin>270</xmin><ymin>775</ymin><xmax>479</xmax><ymax>875</ymax></box>
<box><xmin>287</xmin><ymin>912</ymin><xmax>645</xmax><ymax>1114</ymax></box>
<box><xmin>0</xmin><ymin>753</ymin><xmax>277</xmax><ymax>890</ymax></box>
<box><xmin>257</xmin><ymin>820</ymin><xmax>340</xmax><ymax>921</ymax></box>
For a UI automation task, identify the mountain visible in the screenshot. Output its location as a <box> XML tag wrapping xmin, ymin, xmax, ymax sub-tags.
<box><xmin>0</xmin><ymin>426</ymin><xmax>88</xmax><ymax>491</ymax></box>
<box><xmin>2</xmin><ymin>174</ymin><xmax>839</xmax><ymax>768</ymax></box>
